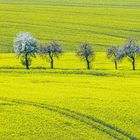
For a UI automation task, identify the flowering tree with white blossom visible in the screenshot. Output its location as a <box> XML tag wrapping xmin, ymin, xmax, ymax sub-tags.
<box><xmin>77</xmin><ymin>42</ymin><xmax>95</xmax><ymax>70</ymax></box>
<box><xmin>39</xmin><ymin>41</ymin><xmax>63</xmax><ymax>69</ymax></box>
<box><xmin>107</xmin><ymin>46</ymin><xmax>123</xmax><ymax>70</ymax></box>
<box><xmin>123</xmin><ymin>39</ymin><xmax>140</xmax><ymax>70</ymax></box>
<box><xmin>14</xmin><ymin>32</ymin><xmax>39</xmax><ymax>69</ymax></box>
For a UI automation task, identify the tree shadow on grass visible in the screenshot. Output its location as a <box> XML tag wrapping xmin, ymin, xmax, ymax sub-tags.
<box><xmin>0</xmin><ymin>103</ymin><xmax>16</xmax><ymax>106</ymax></box>
<box><xmin>0</xmin><ymin>66</ymin><xmax>124</xmax><ymax>77</ymax></box>
<box><xmin>0</xmin><ymin>66</ymin><xmax>47</xmax><ymax>70</ymax></box>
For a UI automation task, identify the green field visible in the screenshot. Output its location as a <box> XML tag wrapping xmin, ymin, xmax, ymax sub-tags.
<box><xmin>0</xmin><ymin>53</ymin><xmax>140</xmax><ymax>139</ymax></box>
<box><xmin>0</xmin><ymin>0</ymin><xmax>140</xmax><ymax>52</ymax></box>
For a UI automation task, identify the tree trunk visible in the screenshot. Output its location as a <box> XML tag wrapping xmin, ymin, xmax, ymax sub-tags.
<box><xmin>86</xmin><ymin>58</ymin><xmax>90</xmax><ymax>70</ymax></box>
<box><xmin>25</xmin><ymin>54</ymin><xmax>29</xmax><ymax>70</ymax></box>
<box><xmin>132</xmin><ymin>57</ymin><xmax>135</xmax><ymax>70</ymax></box>
<box><xmin>114</xmin><ymin>60</ymin><xmax>118</xmax><ymax>70</ymax></box>
<box><xmin>50</xmin><ymin>59</ymin><xmax>54</xmax><ymax>69</ymax></box>
<box><xmin>49</xmin><ymin>53</ymin><xmax>54</xmax><ymax>69</ymax></box>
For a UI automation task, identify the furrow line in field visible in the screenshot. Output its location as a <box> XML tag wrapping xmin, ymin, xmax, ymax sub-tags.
<box><xmin>0</xmin><ymin>97</ymin><xmax>137</xmax><ymax>140</ymax></box>
<box><xmin>0</xmin><ymin>2</ymin><xmax>140</xmax><ymax>9</ymax></box>
<box><xmin>0</xmin><ymin>20</ymin><xmax>127</xmax><ymax>39</ymax></box>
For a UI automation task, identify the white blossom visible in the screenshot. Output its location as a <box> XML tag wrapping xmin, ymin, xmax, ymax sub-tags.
<box><xmin>14</xmin><ymin>32</ymin><xmax>39</xmax><ymax>56</ymax></box>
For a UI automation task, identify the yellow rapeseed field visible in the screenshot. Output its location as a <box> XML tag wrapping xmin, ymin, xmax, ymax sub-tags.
<box><xmin>0</xmin><ymin>53</ymin><xmax>140</xmax><ymax>139</ymax></box>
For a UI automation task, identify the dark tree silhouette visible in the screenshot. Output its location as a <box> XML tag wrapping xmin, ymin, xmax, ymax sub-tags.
<box><xmin>107</xmin><ymin>46</ymin><xmax>123</xmax><ymax>70</ymax></box>
<box><xmin>39</xmin><ymin>41</ymin><xmax>63</xmax><ymax>69</ymax></box>
<box><xmin>77</xmin><ymin>42</ymin><xmax>95</xmax><ymax>70</ymax></box>
<box><xmin>123</xmin><ymin>39</ymin><xmax>140</xmax><ymax>70</ymax></box>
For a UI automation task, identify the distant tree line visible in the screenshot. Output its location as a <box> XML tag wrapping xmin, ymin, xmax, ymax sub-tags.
<box><xmin>14</xmin><ymin>32</ymin><xmax>140</xmax><ymax>70</ymax></box>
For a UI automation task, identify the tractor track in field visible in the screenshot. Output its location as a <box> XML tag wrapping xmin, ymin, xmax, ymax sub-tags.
<box><xmin>0</xmin><ymin>97</ymin><xmax>137</xmax><ymax>140</ymax></box>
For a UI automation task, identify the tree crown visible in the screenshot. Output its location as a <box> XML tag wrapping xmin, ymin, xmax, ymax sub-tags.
<box><xmin>123</xmin><ymin>39</ymin><xmax>140</xmax><ymax>58</ymax></box>
<box><xmin>77</xmin><ymin>42</ymin><xmax>94</xmax><ymax>61</ymax></box>
<box><xmin>14</xmin><ymin>32</ymin><xmax>39</xmax><ymax>56</ymax></box>
<box><xmin>40</xmin><ymin>41</ymin><xmax>62</xmax><ymax>56</ymax></box>
<box><xmin>107</xmin><ymin>46</ymin><xmax>123</xmax><ymax>61</ymax></box>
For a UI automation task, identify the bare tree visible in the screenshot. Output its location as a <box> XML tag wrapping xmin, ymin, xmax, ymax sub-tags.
<box><xmin>14</xmin><ymin>32</ymin><xmax>39</xmax><ymax>69</ymax></box>
<box><xmin>77</xmin><ymin>42</ymin><xmax>95</xmax><ymax>70</ymax></box>
<box><xmin>123</xmin><ymin>39</ymin><xmax>140</xmax><ymax>70</ymax></box>
<box><xmin>107</xmin><ymin>46</ymin><xmax>123</xmax><ymax>70</ymax></box>
<box><xmin>39</xmin><ymin>41</ymin><xmax>63</xmax><ymax>69</ymax></box>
